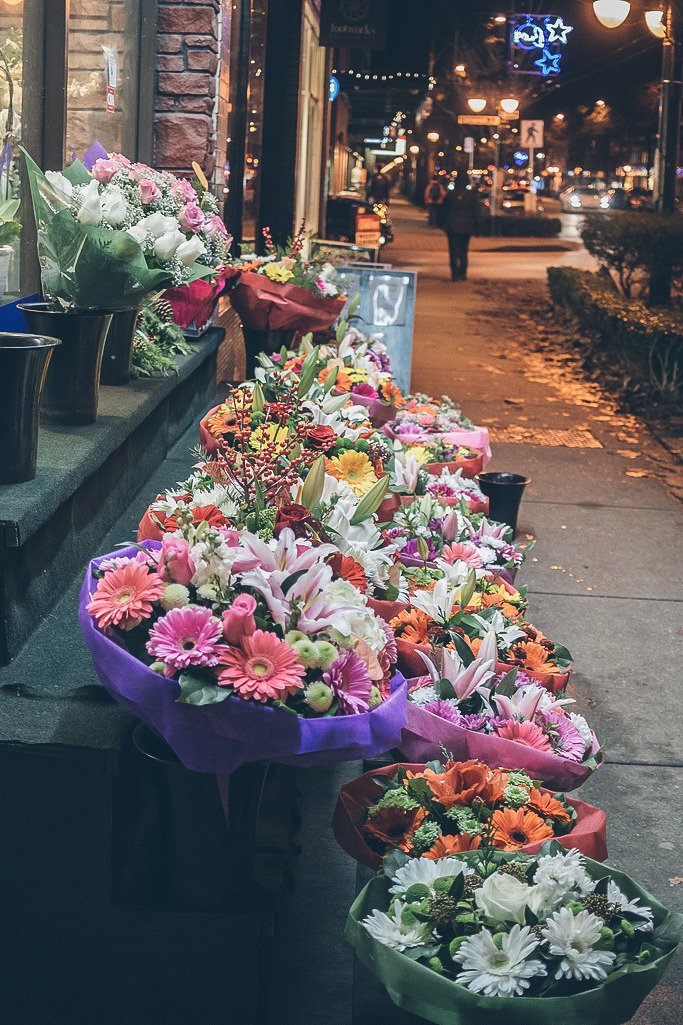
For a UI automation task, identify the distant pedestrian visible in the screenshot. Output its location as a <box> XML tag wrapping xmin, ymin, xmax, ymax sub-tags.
<box><xmin>424</xmin><ymin>175</ymin><xmax>446</xmax><ymax>225</ymax></box>
<box><xmin>367</xmin><ymin>170</ymin><xmax>391</xmax><ymax>205</ymax></box>
<box><xmin>438</xmin><ymin>177</ymin><xmax>481</xmax><ymax>281</ymax></box>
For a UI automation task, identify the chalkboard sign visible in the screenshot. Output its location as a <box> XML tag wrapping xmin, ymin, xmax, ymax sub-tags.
<box><xmin>337</xmin><ymin>267</ymin><xmax>416</xmax><ymax>395</ymax></box>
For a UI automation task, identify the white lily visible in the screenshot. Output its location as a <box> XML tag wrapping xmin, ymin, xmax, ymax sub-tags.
<box><xmin>418</xmin><ymin>644</ymin><xmax>495</xmax><ymax>702</ymax></box>
<box><xmin>411</xmin><ymin>577</ymin><xmax>460</xmax><ymax>625</ymax></box>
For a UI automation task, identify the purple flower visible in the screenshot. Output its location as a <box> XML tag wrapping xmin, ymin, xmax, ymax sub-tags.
<box><xmin>324</xmin><ymin>649</ymin><xmax>373</xmax><ymax>714</ymax></box>
<box><xmin>423</xmin><ymin>700</ymin><xmax>464</xmax><ymax>725</ymax></box>
<box><xmin>537</xmin><ymin>711</ymin><xmax>586</xmax><ymax>761</ymax></box>
<box><xmin>403</xmin><ymin>538</ymin><xmax>438</xmax><ymax>561</ymax></box>
<box><xmin>459</xmin><ymin>713</ymin><xmax>491</xmax><ymax>732</ymax></box>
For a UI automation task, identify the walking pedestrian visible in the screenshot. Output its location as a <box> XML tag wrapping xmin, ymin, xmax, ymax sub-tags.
<box><xmin>424</xmin><ymin>175</ymin><xmax>446</xmax><ymax>226</ymax></box>
<box><xmin>367</xmin><ymin>170</ymin><xmax>391</xmax><ymax>205</ymax></box>
<box><xmin>438</xmin><ymin>176</ymin><xmax>481</xmax><ymax>281</ymax></box>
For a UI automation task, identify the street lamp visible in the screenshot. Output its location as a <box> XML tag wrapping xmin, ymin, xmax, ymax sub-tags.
<box><xmin>499</xmin><ymin>97</ymin><xmax>519</xmax><ymax>113</ymax></box>
<box><xmin>593</xmin><ymin>1</ymin><xmax>631</xmax><ymax>27</ymax></box>
<box><xmin>409</xmin><ymin>144</ymin><xmax>420</xmax><ymax>155</ymax></box>
<box><xmin>468</xmin><ymin>98</ymin><xmax>487</xmax><ymax>113</ymax></box>
<box><xmin>592</xmin><ymin>0</ymin><xmax>682</xmax><ymax>215</ymax></box>
<box><xmin>426</xmin><ymin>131</ymin><xmax>440</xmax><ymax>143</ymax></box>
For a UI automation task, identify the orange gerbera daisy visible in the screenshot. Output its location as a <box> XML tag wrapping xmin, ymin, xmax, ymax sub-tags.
<box><xmin>490</xmin><ymin>807</ymin><xmax>555</xmax><ymax>851</ymax></box>
<box><xmin>378</xmin><ymin>380</ymin><xmax>405</xmax><ymax>408</ymax></box>
<box><xmin>424</xmin><ymin>833</ymin><xmax>481</xmax><ymax>859</ymax></box>
<box><xmin>319</xmin><ymin>365</ymin><xmax>353</xmax><ymax>391</ymax></box>
<box><xmin>512</xmin><ymin>640</ymin><xmax>554</xmax><ymax>672</ymax></box>
<box><xmin>527</xmin><ymin>788</ymin><xmax>571</xmax><ymax>824</ymax></box>
<box><xmin>363</xmin><ymin>805</ymin><xmax>427</xmax><ymax>851</ymax></box>
<box><xmin>389</xmin><ymin>608</ymin><xmax>431</xmax><ymax>644</ymax></box>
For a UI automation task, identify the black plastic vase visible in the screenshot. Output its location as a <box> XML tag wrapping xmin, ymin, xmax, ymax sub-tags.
<box><xmin>0</xmin><ymin>332</ymin><xmax>61</xmax><ymax>483</ymax></box>
<box><xmin>101</xmin><ymin>307</ymin><xmax>140</xmax><ymax>386</ymax></box>
<box><xmin>18</xmin><ymin>302</ymin><xmax>113</xmax><ymax>424</ymax></box>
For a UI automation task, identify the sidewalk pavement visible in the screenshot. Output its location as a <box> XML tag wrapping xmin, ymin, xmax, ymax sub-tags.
<box><xmin>270</xmin><ymin>198</ymin><xmax>682</xmax><ymax>1025</ymax></box>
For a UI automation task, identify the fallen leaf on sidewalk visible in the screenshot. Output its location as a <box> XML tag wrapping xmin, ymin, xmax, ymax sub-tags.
<box><xmin>617</xmin><ymin>450</ymin><xmax>639</xmax><ymax>459</ymax></box>
<box><xmin>625</xmin><ymin>469</ymin><xmax>650</xmax><ymax>478</ymax></box>
<box><xmin>669</xmin><ymin>877</ymin><xmax>683</xmax><ymax>887</ymax></box>
<box><xmin>504</xmin><ymin>397</ymin><xmax>524</xmax><ymax>405</ymax></box>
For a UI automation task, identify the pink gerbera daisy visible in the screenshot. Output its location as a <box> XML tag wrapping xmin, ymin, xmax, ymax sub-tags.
<box><xmin>146</xmin><ymin>606</ymin><xmax>225</xmax><ymax>672</ymax></box>
<box><xmin>495</xmin><ymin>718</ymin><xmax>553</xmax><ymax>752</ymax></box>
<box><xmin>538</xmin><ymin>711</ymin><xmax>586</xmax><ymax>761</ymax></box>
<box><xmin>88</xmin><ymin>562</ymin><xmax>164</xmax><ymax>632</ymax></box>
<box><xmin>441</xmin><ymin>542</ymin><xmax>484</xmax><ymax>569</ymax></box>
<box><xmin>217</xmin><ymin>630</ymin><xmax>305</xmax><ymax>702</ymax></box>
<box><xmin>324</xmin><ymin>649</ymin><xmax>372</xmax><ymax>714</ymax></box>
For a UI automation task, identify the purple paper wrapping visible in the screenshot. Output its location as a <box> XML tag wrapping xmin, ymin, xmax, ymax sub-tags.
<box><xmin>79</xmin><ymin>545</ymin><xmax>408</xmax><ymax>774</ymax></box>
<box><xmin>399</xmin><ymin>700</ymin><xmax>601</xmax><ymax>792</ymax></box>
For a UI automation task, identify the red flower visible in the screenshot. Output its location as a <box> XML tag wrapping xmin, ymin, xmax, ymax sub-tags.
<box><xmin>330</xmin><ymin>552</ymin><xmax>368</xmax><ymax>591</ymax></box>
<box><xmin>305</xmin><ymin>425</ymin><xmax>337</xmax><ymax>452</ymax></box>
<box><xmin>274</xmin><ymin>502</ymin><xmax>313</xmax><ymax>538</ymax></box>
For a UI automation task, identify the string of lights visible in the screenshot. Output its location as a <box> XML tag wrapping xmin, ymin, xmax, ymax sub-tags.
<box><xmin>331</xmin><ymin>68</ymin><xmax>433</xmax><ymax>83</ymax></box>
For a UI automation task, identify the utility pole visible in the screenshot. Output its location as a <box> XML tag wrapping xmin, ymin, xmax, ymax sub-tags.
<box><xmin>654</xmin><ymin>0</ymin><xmax>683</xmax><ymax>214</ymax></box>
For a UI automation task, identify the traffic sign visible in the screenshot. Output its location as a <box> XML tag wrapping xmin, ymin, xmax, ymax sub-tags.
<box><xmin>458</xmin><ymin>114</ymin><xmax>501</xmax><ymax>126</ymax></box>
<box><xmin>463</xmin><ymin>136</ymin><xmax>475</xmax><ymax>154</ymax></box>
<box><xmin>520</xmin><ymin>119</ymin><xmax>544</xmax><ymax>148</ymax></box>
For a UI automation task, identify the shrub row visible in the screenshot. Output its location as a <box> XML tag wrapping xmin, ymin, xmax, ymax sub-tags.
<box><xmin>547</xmin><ymin>267</ymin><xmax>683</xmax><ymax>399</ymax></box>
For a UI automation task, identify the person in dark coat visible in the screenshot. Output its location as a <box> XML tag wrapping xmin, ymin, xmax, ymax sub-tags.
<box><xmin>439</xmin><ymin>177</ymin><xmax>481</xmax><ymax>280</ymax></box>
<box><xmin>367</xmin><ymin>170</ymin><xmax>391</xmax><ymax>204</ymax></box>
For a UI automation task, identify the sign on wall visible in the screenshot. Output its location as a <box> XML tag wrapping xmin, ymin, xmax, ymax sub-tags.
<box><xmin>320</xmin><ymin>0</ymin><xmax>389</xmax><ymax>50</ymax></box>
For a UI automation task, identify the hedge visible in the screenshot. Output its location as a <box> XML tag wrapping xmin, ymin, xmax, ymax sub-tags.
<box><xmin>547</xmin><ymin>267</ymin><xmax>683</xmax><ymax>399</ymax></box>
<box><xmin>478</xmin><ymin>216</ymin><xmax>561</xmax><ymax>238</ymax></box>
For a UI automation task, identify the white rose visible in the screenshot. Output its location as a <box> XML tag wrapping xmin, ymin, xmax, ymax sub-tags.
<box><xmin>153</xmin><ymin>229</ymin><xmax>186</xmax><ymax>261</ymax></box>
<box><xmin>475</xmin><ymin>873</ymin><xmax>530</xmax><ymax>926</ymax></box>
<box><xmin>76</xmin><ymin>179</ymin><xmax>102</xmax><ymax>226</ymax></box>
<box><xmin>126</xmin><ymin>221</ymin><xmax>148</xmax><ymax>245</ymax></box>
<box><xmin>100</xmin><ymin>186</ymin><xmax>128</xmax><ymax>227</ymax></box>
<box><xmin>176</xmin><ymin>235</ymin><xmax>206</xmax><ymax>266</ymax></box>
<box><xmin>142</xmin><ymin>212</ymin><xmax>178</xmax><ymax>239</ymax></box>
<box><xmin>45</xmin><ymin>170</ymin><xmax>73</xmax><ymax>200</ymax></box>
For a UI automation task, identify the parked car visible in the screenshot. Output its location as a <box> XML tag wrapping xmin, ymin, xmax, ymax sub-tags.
<box><xmin>560</xmin><ymin>186</ymin><xmax>610</xmax><ymax>212</ymax></box>
<box><xmin>626</xmin><ymin>187</ymin><xmax>654</xmax><ymax>211</ymax></box>
<box><xmin>500</xmin><ymin>188</ymin><xmax>544</xmax><ymax>214</ymax></box>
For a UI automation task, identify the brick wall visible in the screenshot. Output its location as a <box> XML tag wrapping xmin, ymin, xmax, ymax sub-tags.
<box><xmin>154</xmin><ymin>0</ymin><xmax>221</xmax><ymax>178</ymax></box>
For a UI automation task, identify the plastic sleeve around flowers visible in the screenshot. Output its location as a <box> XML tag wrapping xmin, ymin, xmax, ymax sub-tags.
<box><xmin>229</xmin><ymin>270</ymin><xmax>345</xmax><ymax>333</ymax></box>
<box><xmin>78</xmin><ymin>544</ymin><xmax>408</xmax><ymax>774</ymax></box>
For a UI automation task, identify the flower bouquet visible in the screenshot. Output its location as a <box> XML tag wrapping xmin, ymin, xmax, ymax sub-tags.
<box><xmin>395</xmin><ymin>438</ymin><xmax>485</xmax><ymax>479</ymax></box>
<box><xmin>385</xmin><ymin>395</ymin><xmax>492</xmax><ymax>464</ymax></box>
<box><xmin>346</xmin><ymin>845</ymin><xmax>683</xmax><ymax>1025</ymax></box>
<box><xmin>397</xmin><ymin>637</ymin><xmax>600</xmax><ymax>792</ymax></box>
<box><xmin>79</xmin><ymin>524</ymin><xmax>407</xmax><ymax>775</ymax></box>
<box><xmin>332</xmin><ymin>758</ymin><xmax>608</xmax><ymax>870</ymax></box>
<box><xmin>230</xmin><ymin>225</ymin><xmax>345</xmax><ymax>333</ymax></box>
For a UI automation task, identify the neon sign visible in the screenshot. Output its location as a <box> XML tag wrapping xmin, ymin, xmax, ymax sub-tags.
<box><xmin>509</xmin><ymin>14</ymin><xmax>573</xmax><ymax>77</ymax></box>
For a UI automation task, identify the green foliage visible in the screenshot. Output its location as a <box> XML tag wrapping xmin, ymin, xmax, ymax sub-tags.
<box><xmin>548</xmin><ymin>266</ymin><xmax>683</xmax><ymax>399</ymax></box>
<box><xmin>132</xmin><ymin>301</ymin><xmax>195</xmax><ymax>378</ymax></box>
<box><xmin>0</xmin><ymin>196</ymin><xmax>20</xmax><ymax>246</ymax></box>
<box><xmin>581</xmin><ymin>213</ymin><xmax>683</xmax><ymax>303</ymax></box>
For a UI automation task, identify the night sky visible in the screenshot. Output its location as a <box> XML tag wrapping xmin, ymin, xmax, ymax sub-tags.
<box><xmin>368</xmin><ymin>0</ymin><xmax>662</xmax><ymax>118</ymax></box>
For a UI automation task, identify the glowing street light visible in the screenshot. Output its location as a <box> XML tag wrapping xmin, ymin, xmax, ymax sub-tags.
<box><xmin>467</xmin><ymin>97</ymin><xmax>487</xmax><ymax>113</ymax></box>
<box><xmin>426</xmin><ymin>131</ymin><xmax>440</xmax><ymax>143</ymax></box>
<box><xmin>595</xmin><ymin>99</ymin><xmax>606</xmax><ymax>107</ymax></box>
<box><xmin>645</xmin><ymin>9</ymin><xmax>667</xmax><ymax>36</ymax></box>
<box><xmin>592</xmin><ymin>1</ymin><xmax>631</xmax><ymax>29</ymax></box>
<box><xmin>499</xmin><ymin>97</ymin><xmax>519</xmax><ymax>114</ymax></box>
<box><xmin>409</xmin><ymin>144</ymin><xmax>420</xmax><ymax>155</ymax></box>
<box><xmin>554</xmin><ymin>112</ymin><xmax>565</xmax><ymax>121</ymax></box>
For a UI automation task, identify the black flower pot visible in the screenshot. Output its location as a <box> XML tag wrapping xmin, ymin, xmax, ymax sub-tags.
<box><xmin>101</xmin><ymin>307</ymin><xmax>140</xmax><ymax>386</ymax></box>
<box><xmin>242</xmin><ymin>326</ymin><xmax>296</xmax><ymax>378</ymax></box>
<box><xmin>17</xmin><ymin>303</ymin><xmax>113</xmax><ymax>425</ymax></box>
<box><xmin>0</xmin><ymin>332</ymin><xmax>61</xmax><ymax>483</ymax></box>
<box><xmin>475</xmin><ymin>471</ymin><xmax>531</xmax><ymax>536</ymax></box>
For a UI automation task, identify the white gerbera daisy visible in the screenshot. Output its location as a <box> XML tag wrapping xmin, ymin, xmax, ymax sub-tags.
<box><xmin>363</xmin><ymin>900</ymin><xmax>432</xmax><ymax>951</ymax></box>
<box><xmin>453</xmin><ymin>925</ymin><xmax>547</xmax><ymax>998</ymax></box>
<box><xmin>607</xmin><ymin>880</ymin><xmax>654</xmax><ymax>932</ymax></box>
<box><xmin>543</xmin><ymin>907</ymin><xmax>616</xmax><ymax>981</ymax></box>
<box><xmin>389</xmin><ymin>856</ymin><xmax>471</xmax><ymax>894</ymax></box>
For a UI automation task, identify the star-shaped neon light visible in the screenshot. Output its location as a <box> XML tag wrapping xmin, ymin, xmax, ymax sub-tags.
<box><xmin>534</xmin><ymin>48</ymin><xmax>562</xmax><ymax>76</ymax></box>
<box><xmin>545</xmin><ymin>16</ymin><xmax>573</xmax><ymax>45</ymax></box>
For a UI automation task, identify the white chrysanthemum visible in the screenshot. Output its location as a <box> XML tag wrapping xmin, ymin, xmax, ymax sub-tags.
<box><xmin>363</xmin><ymin>900</ymin><xmax>432</xmax><ymax>951</ymax></box>
<box><xmin>569</xmin><ymin>712</ymin><xmax>594</xmax><ymax>751</ymax></box>
<box><xmin>543</xmin><ymin>907</ymin><xmax>616</xmax><ymax>981</ymax></box>
<box><xmin>408</xmin><ymin>685</ymin><xmax>440</xmax><ymax>706</ymax></box>
<box><xmin>533</xmin><ymin>848</ymin><xmax>594</xmax><ymax>900</ymax></box>
<box><xmin>389</xmin><ymin>856</ymin><xmax>471</xmax><ymax>894</ymax></box>
<box><xmin>325</xmin><ymin>578</ymin><xmax>368</xmax><ymax>609</ymax></box>
<box><xmin>607</xmin><ymin>881</ymin><xmax>654</xmax><ymax>932</ymax></box>
<box><xmin>346</xmin><ymin>607</ymin><xmax>391</xmax><ymax>655</ymax></box>
<box><xmin>453</xmin><ymin>925</ymin><xmax>547</xmax><ymax>998</ymax></box>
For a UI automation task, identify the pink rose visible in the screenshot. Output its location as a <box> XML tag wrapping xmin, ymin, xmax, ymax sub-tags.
<box><xmin>174</xmin><ymin>177</ymin><xmax>199</xmax><ymax>203</ymax></box>
<box><xmin>140</xmin><ymin>178</ymin><xmax>162</xmax><ymax>205</ymax></box>
<box><xmin>92</xmin><ymin>158</ymin><xmax>119</xmax><ymax>184</ymax></box>
<box><xmin>222</xmin><ymin>594</ymin><xmax>257</xmax><ymax>645</ymax></box>
<box><xmin>160</xmin><ymin>535</ymin><xmax>196</xmax><ymax>586</ymax></box>
<box><xmin>179</xmin><ymin>202</ymin><xmax>205</xmax><ymax>232</ymax></box>
<box><xmin>208</xmin><ymin>213</ymin><xmax>229</xmax><ymax>237</ymax></box>
<box><xmin>110</xmin><ymin>153</ymin><xmax>131</xmax><ymax>167</ymax></box>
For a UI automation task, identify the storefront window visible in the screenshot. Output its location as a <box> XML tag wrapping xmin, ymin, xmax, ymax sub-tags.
<box><xmin>0</xmin><ymin>0</ymin><xmax>24</xmax><ymax>304</ymax></box>
<box><xmin>66</xmin><ymin>0</ymin><xmax>141</xmax><ymax>161</ymax></box>
<box><xmin>242</xmin><ymin>0</ymin><xmax>267</xmax><ymax>243</ymax></box>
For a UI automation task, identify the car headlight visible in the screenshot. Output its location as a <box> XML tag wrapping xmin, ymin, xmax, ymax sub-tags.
<box><xmin>570</xmin><ymin>196</ymin><xmax>581</xmax><ymax>208</ymax></box>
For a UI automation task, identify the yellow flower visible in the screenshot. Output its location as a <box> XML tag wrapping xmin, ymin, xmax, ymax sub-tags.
<box><xmin>264</xmin><ymin>262</ymin><xmax>294</xmax><ymax>284</ymax></box>
<box><xmin>249</xmin><ymin>422</ymin><xmax>290</xmax><ymax>453</ymax></box>
<box><xmin>346</xmin><ymin>368</ymin><xmax>369</xmax><ymax>383</ymax></box>
<box><xmin>325</xmin><ymin>450</ymin><xmax>378</xmax><ymax>496</ymax></box>
<box><xmin>405</xmin><ymin>445</ymin><xmax>431</xmax><ymax>465</ymax></box>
